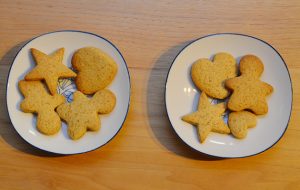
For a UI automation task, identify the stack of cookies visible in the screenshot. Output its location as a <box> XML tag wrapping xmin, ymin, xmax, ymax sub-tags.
<box><xmin>19</xmin><ymin>47</ymin><xmax>118</xmax><ymax>140</ymax></box>
<box><xmin>182</xmin><ymin>53</ymin><xmax>273</xmax><ymax>143</ymax></box>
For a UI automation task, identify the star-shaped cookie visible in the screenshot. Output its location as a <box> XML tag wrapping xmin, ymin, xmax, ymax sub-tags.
<box><xmin>182</xmin><ymin>92</ymin><xmax>230</xmax><ymax>143</ymax></box>
<box><xmin>225</xmin><ymin>55</ymin><xmax>273</xmax><ymax>115</ymax></box>
<box><xmin>25</xmin><ymin>48</ymin><xmax>77</xmax><ymax>95</ymax></box>
<box><xmin>57</xmin><ymin>90</ymin><xmax>116</xmax><ymax>140</ymax></box>
<box><xmin>19</xmin><ymin>80</ymin><xmax>65</xmax><ymax>135</ymax></box>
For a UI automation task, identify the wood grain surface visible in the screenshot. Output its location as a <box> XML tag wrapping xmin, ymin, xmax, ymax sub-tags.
<box><xmin>1</xmin><ymin>0</ymin><xmax>300</xmax><ymax>189</ymax></box>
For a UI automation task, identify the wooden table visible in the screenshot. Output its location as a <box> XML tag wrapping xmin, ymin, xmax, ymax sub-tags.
<box><xmin>1</xmin><ymin>1</ymin><xmax>299</xmax><ymax>189</ymax></box>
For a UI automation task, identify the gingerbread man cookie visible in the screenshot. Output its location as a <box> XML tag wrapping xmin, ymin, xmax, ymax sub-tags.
<box><xmin>225</xmin><ymin>55</ymin><xmax>273</xmax><ymax>115</ymax></box>
<box><xmin>19</xmin><ymin>80</ymin><xmax>65</xmax><ymax>135</ymax></box>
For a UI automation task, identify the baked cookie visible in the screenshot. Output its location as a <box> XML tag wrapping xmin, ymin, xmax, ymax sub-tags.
<box><xmin>25</xmin><ymin>48</ymin><xmax>77</xmax><ymax>95</ymax></box>
<box><xmin>182</xmin><ymin>92</ymin><xmax>230</xmax><ymax>143</ymax></box>
<box><xmin>72</xmin><ymin>47</ymin><xmax>118</xmax><ymax>94</ymax></box>
<box><xmin>57</xmin><ymin>90</ymin><xmax>116</xmax><ymax>140</ymax></box>
<box><xmin>225</xmin><ymin>55</ymin><xmax>273</xmax><ymax>115</ymax></box>
<box><xmin>191</xmin><ymin>53</ymin><xmax>237</xmax><ymax>99</ymax></box>
<box><xmin>228</xmin><ymin>111</ymin><xmax>257</xmax><ymax>139</ymax></box>
<box><xmin>19</xmin><ymin>80</ymin><xmax>65</xmax><ymax>135</ymax></box>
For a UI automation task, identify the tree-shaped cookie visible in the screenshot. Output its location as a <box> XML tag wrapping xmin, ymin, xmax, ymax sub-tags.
<box><xmin>19</xmin><ymin>80</ymin><xmax>65</xmax><ymax>135</ymax></box>
<box><xmin>25</xmin><ymin>48</ymin><xmax>77</xmax><ymax>95</ymax></box>
<box><xmin>191</xmin><ymin>52</ymin><xmax>237</xmax><ymax>99</ymax></box>
<box><xmin>56</xmin><ymin>90</ymin><xmax>116</xmax><ymax>140</ymax></box>
<box><xmin>225</xmin><ymin>55</ymin><xmax>273</xmax><ymax>115</ymax></box>
<box><xmin>182</xmin><ymin>92</ymin><xmax>230</xmax><ymax>143</ymax></box>
<box><xmin>72</xmin><ymin>47</ymin><xmax>118</xmax><ymax>94</ymax></box>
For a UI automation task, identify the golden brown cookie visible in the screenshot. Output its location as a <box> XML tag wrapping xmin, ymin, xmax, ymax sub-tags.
<box><xmin>72</xmin><ymin>47</ymin><xmax>118</xmax><ymax>94</ymax></box>
<box><xmin>182</xmin><ymin>92</ymin><xmax>230</xmax><ymax>143</ymax></box>
<box><xmin>225</xmin><ymin>55</ymin><xmax>273</xmax><ymax>115</ymax></box>
<box><xmin>25</xmin><ymin>48</ymin><xmax>77</xmax><ymax>95</ymax></box>
<box><xmin>228</xmin><ymin>111</ymin><xmax>257</xmax><ymax>139</ymax></box>
<box><xmin>191</xmin><ymin>53</ymin><xmax>237</xmax><ymax>99</ymax></box>
<box><xmin>19</xmin><ymin>80</ymin><xmax>65</xmax><ymax>135</ymax></box>
<box><xmin>57</xmin><ymin>90</ymin><xmax>116</xmax><ymax>140</ymax></box>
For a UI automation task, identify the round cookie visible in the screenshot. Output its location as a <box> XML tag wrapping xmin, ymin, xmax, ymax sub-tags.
<box><xmin>191</xmin><ymin>52</ymin><xmax>237</xmax><ymax>99</ymax></box>
<box><xmin>72</xmin><ymin>47</ymin><xmax>118</xmax><ymax>95</ymax></box>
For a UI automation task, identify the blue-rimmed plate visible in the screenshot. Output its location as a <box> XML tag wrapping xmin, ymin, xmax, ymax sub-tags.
<box><xmin>165</xmin><ymin>33</ymin><xmax>292</xmax><ymax>158</ymax></box>
<box><xmin>6</xmin><ymin>30</ymin><xmax>130</xmax><ymax>154</ymax></box>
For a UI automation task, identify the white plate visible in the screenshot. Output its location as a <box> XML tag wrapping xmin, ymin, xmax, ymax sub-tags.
<box><xmin>6</xmin><ymin>30</ymin><xmax>130</xmax><ymax>154</ymax></box>
<box><xmin>165</xmin><ymin>33</ymin><xmax>292</xmax><ymax>158</ymax></box>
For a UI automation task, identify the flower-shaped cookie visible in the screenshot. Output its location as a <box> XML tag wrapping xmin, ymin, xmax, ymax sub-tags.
<box><xmin>228</xmin><ymin>111</ymin><xmax>257</xmax><ymax>139</ymax></box>
<box><xmin>57</xmin><ymin>90</ymin><xmax>116</xmax><ymax>140</ymax></box>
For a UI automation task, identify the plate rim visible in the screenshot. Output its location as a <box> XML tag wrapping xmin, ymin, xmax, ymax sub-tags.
<box><xmin>165</xmin><ymin>33</ymin><xmax>293</xmax><ymax>158</ymax></box>
<box><xmin>6</xmin><ymin>30</ymin><xmax>131</xmax><ymax>155</ymax></box>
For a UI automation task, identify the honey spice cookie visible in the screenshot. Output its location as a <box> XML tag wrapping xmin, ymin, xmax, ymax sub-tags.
<box><xmin>191</xmin><ymin>52</ymin><xmax>237</xmax><ymax>99</ymax></box>
<box><xmin>25</xmin><ymin>48</ymin><xmax>77</xmax><ymax>95</ymax></box>
<box><xmin>57</xmin><ymin>90</ymin><xmax>116</xmax><ymax>140</ymax></box>
<box><xmin>72</xmin><ymin>47</ymin><xmax>118</xmax><ymax>95</ymax></box>
<box><xmin>228</xmin><ymin>111</ymin><xmax>257</xmax><ymax>139</ymax></box>
<box><xmin>19</xmin><ymin>80</ymin><xmax>65</xmax><ymax>135</ymax></box>
<box><xmin>225</xmin><ymin>55</ymin><xmax>273</xmax><ymax>115</ymax></box>
<box><xmin>182</xmin><ymin>92</ymin><xmax>230</xmax><ymax>143</ymax></box>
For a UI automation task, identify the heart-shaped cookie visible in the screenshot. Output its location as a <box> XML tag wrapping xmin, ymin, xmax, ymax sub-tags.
<box><xmin>191</xmin><ymin>52</ymin><xmax>237</xmax><ymax>99</ymax></box>
<box><xmin>228</xmin><ymin>111</ymin><xmax>257</xmax><ymax>139</ymax></box>
<box><xmin>72</xmin><ymin>47</ymin><xmax>118</xmax><ymax>95</ymax></box>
